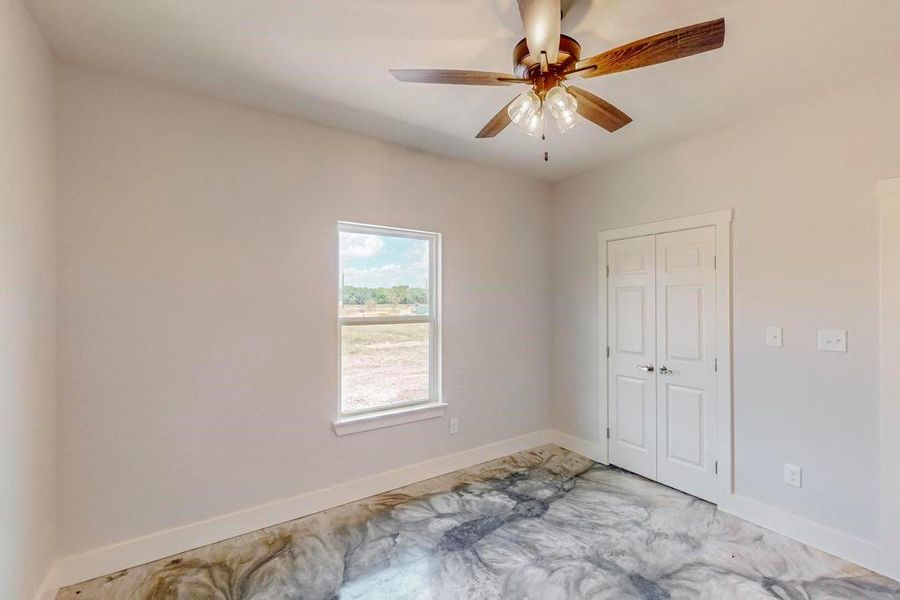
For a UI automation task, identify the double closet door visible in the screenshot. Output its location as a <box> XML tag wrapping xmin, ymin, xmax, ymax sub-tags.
<box><xmin>607</xmin><ymin>226</ymin><xmax>718</xmax><ymax>503</ymax></box>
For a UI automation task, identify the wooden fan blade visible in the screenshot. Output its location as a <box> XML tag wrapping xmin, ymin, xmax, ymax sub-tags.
<box><xmin>390</xmin><ymin>69</ymin><xmax>518</xmax><ymax>86</ymax></box>
<box><xmin>476</xmin><ymin>98</ymin><xmax>517</xmax><ymax>138</ymax></box>
<box><xmin>568</xmin><ymin>87</ymin><xmax>632</xmax><ymax>132</ymax></box>
<box><xmin>577</xmin><ymin>18</ymin><xmax>725</xmax><ymax>78</ymax></box>
<box><xmin>517</xmin><ymin>0</ymin><xmax>561</xmax><ymax>65</ymax></box>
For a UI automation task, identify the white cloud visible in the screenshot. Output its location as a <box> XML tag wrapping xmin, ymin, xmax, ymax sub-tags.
<box><xmin>339</xmin><ymin>232</ymin><xmax>384</xmax><ymax>258</ymax></box>
<box><xmin>340</xmin><ymin>233</ymin><xmax>428</xmax><ymax>288</ymax></box>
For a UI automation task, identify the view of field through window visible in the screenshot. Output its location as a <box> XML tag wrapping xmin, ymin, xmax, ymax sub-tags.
<box><xmin>339</xmin><ymin>228</ymin><xmax>432</xmax><ymax>413</ymax></box>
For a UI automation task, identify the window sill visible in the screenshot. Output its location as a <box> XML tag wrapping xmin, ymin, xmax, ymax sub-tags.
<box><xmin>333</xmin><ymin>402</ymin><xmax>447</xmax><ymax>436</ymax></box>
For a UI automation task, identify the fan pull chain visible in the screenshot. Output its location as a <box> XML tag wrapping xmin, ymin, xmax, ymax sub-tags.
<box><xmin>542</xmin><ymin>133</ymin><xmax>548</xmax><ymax>162</ymax></box>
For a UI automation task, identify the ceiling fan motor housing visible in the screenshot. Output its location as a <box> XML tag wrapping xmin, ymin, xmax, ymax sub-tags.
<box><xmin>513</xmin><ymin>34</ymin><xmax>582</xmax><ymax>93</ymax></box>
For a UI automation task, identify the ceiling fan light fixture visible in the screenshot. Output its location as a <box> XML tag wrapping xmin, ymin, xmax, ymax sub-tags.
<box><xmin>517</xmin><ymin>107</ymin><xmax>545</xmax><ymax>137</ymax></box>
<box><xmin>545</xmin><ymin>85</ymin><xmax>577</xmax><ymax>121</ymax></box>
<box><xmin>507</xmin><ymin>90</ymin><xmax>542</xmax><ymax>127</ymax></box>
<box><xmin>554</xmin><ymin>109</ymin><xmax>577</xmax><ymax>134</ymax></box>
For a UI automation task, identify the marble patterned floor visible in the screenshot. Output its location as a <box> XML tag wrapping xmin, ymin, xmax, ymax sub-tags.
<box><xmin>58</xmin><ymin>445</ymin><xmax>900</xmax><ymax>599</ymax></box>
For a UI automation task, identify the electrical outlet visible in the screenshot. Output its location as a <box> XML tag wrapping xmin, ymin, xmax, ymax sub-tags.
<box><xmin>817</xmin><ymin>329</ymin><xmax>847</xmax><ymax>352</ymax></box>
<box><xmin>449</xmin><ymin>418</ymin><xmax>459</xmax><ymax>435</ymax></box>
<box><xmin>766</xmin><ymin>326</ymin><xmax>783</xmax><ymax>347</ymax></box>
<box><xmin>784</xmin><ymin>463</ymin><xmax>802</xmax><ymax>488</ymax></box>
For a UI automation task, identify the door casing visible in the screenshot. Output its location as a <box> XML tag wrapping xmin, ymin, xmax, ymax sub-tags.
<box><xmin>597</xmin><ymin>209</ymin><xmax>733</xmax><ymax>505</ymax></box>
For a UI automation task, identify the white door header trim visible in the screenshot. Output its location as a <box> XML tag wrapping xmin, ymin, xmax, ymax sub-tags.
<box><xmin>597</xmin><ymin>208</ymin><xmax>732</xmax><ymax>244</ymax></box>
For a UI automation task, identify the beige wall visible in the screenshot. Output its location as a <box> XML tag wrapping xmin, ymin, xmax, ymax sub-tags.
<box><xmin>0</xmin><ymin>0</ymin><xmax>57</xmax><ymax>598</ymax></box>
<box><xmin>55</xmin><ymin>65</ymin><xmax>553</xmax><ymax>556</ymax></box>
<box><xmin>879</xmin><ymin>178</ymin><xmax>900</xmax><ymax>580</ymax></box>
<box><xmin>38</xmin><ymin>29</ymin><xmax>900</xmax><ymax>580</ymax></box>
<box><xmin>551</xmin><ymin>68</ymin><xmax>900</xmax><ymax>543</ymax></box>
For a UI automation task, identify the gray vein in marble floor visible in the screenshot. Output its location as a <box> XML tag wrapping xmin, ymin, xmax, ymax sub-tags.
<box><xmin>58</xmin><ymin>445</ymin><xmax>900</xmax><ymax>599</ymax></box>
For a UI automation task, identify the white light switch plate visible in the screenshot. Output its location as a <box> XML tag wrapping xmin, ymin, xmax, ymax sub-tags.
<box><xmin>449</xmin><ymin>418</ymin><xmax>459</xmax><ymax>435</ymax></box>
<box><xmin>817</xmin><ymin>329</ymin><xmax>847</xmax><ymax>352</ymax></box>
<box><xmin>766</xmin><ymin>326</ymin><xmax>783</xmax><ymax>347</ymax></box>
<box><xmin>784</xmin><ymin>463</ymin><xmax>802</xmax><ymax>488</ymax></box>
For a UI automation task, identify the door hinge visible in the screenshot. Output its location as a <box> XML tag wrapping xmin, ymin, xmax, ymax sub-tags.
<box><xmin>606</xmin><ymin>265</ymin><xmax>610</xmax><ymax>277</ymax></box>
<box><xmin>715</xmin><ymin>460</ymin><xmax>719</xmax><ymax>475</ymax></box>
<box><xmin>606</xmin><ymin>346</ymin><xmax>610</xmax><ymax>358</ymax></box>
<box><xmin>606</xmin><ymin>427</ymin><xmax>610</xmax><ymax>440</ymax></box>
<box><xmin>713</xmin><ymin>255</ymin><xmax>717</xmax><ymax>269</ymax></box>
<box><xmin>714</xmin><ymin>358</ymin><xmax>718</xmax><ymax>372</ymax></box>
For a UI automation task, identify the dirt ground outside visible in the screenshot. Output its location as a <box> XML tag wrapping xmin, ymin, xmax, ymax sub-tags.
<box><xmin>340</xmin><ymin>304</ymin><xmax>430</xmax><ymax>413</ymax></box>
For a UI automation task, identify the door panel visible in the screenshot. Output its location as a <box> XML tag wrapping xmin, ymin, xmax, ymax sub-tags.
<box><xmin>665</xmin><ymin>285</ymin><xmax>703</xmax><ymax>361</ymax></box>
<box><xmin>655</xmin><ymin>226</ymin><xmax>717</xmax><ymax>502</ymax></box>
<box><xmin>616</xmin><ymin>287</ymin><xmax>646</xmax><ymax>353</ymax></box>
<box><xmin>616</xmin><ymin>376</ymin><xmax>648</xmax><ymax>448</ymax></box>
<box><xmin>607</xmin><ymin>235</ymin><xmax>657</xmax><ymax>480</ymax></box>
<box><xmin>665</xmin><ymin>384</ymin><xmax>704</xmax><ymax>467</ymax></box>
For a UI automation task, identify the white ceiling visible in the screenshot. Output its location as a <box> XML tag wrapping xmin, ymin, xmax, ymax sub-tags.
<box><xmin>26</xmin><ymin>0</ymin><xmax>900</xmax><ymax>181</ymax></box>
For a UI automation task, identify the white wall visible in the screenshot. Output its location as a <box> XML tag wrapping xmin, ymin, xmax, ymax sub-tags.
<box><xmin>47</xmin><ymin>40</ymin><xmax>900</xmax><ymax>581</ymax></box>
<box><xmin>551</xmin><ymin>68</ymin><xmax>900</xmax><ymax>544</ymax></box>
<box><xmin>0</xmin><ymin>1</ymin><xmax>56</xmax><ymax>598</ymax></box>
<box><xmin>55</xmin><ymin>65</ymin><xmax>552</xmax><ymax>557</ymax></box>
<box><xmin>879</xmin><ymin>178</ymin><xmax>900</xmax><ymax>580</ymax></box>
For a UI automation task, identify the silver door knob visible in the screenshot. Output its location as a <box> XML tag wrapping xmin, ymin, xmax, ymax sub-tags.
<box><xmin>636</xmin><ymin>364</ymin><xmax>654</xmax><ymax>372</ymax></box>
<box><xmin>659</xmin><ymin>366</ymin><xmax>674</xmax><ymax>375</ymax></box>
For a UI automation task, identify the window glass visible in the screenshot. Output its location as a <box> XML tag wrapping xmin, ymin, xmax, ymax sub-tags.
<box><xmin>339</xmin><ymin>231</ymin><xmax>429</xmax><ymax>317</ymax></box>
<box><xmin>338</xmin><ymin>224</ymin><xmax>438</xmax><ymax>416</ymax></box>
<box><xmin>340</xmin><ymin>322</ymin><xmax>429</xmax><ymax>413</ymax></box>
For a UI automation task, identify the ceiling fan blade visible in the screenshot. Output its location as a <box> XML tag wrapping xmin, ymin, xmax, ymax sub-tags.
<box><xmin>517</xmin><ymin>0</ymin><xmax>561</xmax><ymax>65</ymax></box>
<box><xmin>576</xmin><ymin>18</ymin><xmax>725</xmax><ymax>78</ymax></box>
<box><xmin>390</xmin><ymin>69</ymin><xmax>519</xmax><ymax>86</ymax></box>
<box><xmin>568</xmin><ymin>87</ymin><xmax>632</xmax><ymax>132</ymax></box>
<box><xmin>476</xmin><ymin>98</ymin><xmax>517</xmax><ymax>138</ymax></box>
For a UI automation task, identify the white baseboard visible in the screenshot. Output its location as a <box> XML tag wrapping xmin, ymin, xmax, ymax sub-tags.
<box><xmin>551</xmin><ymin>430</ymin><xmax>607</xmax><ymax>463</ymax></box>
<box><xmin>718</xmin><ymin>494</ymin><xmax>886</xmax><ymax>578</ymax></box>
<box><xmin>39</xmin><ymin>429</ymin><xmax>556</xmax><ymax>597</ymax></box>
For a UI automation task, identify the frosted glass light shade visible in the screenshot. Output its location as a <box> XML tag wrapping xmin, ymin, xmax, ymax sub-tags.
<box><xmin>507</xmin><ymin>90</ymin><xmax>542</xmax><ymax>127</ymax></box>
<box><xmin>554</xmin><ymin>110</ymin><xmax>577</xmax><ymax>134</ymax></box>
<box><xmin>517</xmin><ymin>108</ymin><xmax>545</xmax><ymax>137</ymax></box>
<box><xmin>545</xmin><ymin>85</ymin><xmax>577</xmax><ymax>121</ymax></box>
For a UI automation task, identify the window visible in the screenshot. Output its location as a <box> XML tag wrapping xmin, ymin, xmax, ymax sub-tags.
<box><xmin>335</xmin><ymin>222</ymin><xmax>441</xmax><ymax>434</ymax></box>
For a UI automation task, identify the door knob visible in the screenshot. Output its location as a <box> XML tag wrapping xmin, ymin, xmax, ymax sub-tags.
<box><xmin>636</xmin><ymin>364</ymin><xmax>654</xmax><ymax>372</ymax></box>
<box><xmin>659</xmin><ymin>366</ymin><xmax>674</xmax><ymax>375</ymax></box>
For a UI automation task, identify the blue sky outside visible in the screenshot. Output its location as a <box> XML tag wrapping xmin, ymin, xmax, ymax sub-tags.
<box><xmin>339</xmin><ymin>231</ymin><xmax>429</xmax><ymax>289</ymax></box>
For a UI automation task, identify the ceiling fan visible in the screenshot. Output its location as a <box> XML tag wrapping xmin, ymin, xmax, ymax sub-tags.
<box><xmin>390</xmin><ymin>1</ymin><xmax>724</xmax><ymax>141</ymax></box>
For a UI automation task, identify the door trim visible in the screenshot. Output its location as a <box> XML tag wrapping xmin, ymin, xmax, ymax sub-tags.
<box><xmin>597</xmin><ymin>209</ymin><xmax>733</xmax><ymax>504</ymax></box>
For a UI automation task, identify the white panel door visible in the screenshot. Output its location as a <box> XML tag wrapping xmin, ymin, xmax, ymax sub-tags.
<box><xmin>655</xmin><ymin>226</ymin><xmax>717</xmax><ymax>502</ymax></box>
<box><xmin>607</xmin><ymin>235</ymin><xmax>657</xmax><ymax>480</ymax></box>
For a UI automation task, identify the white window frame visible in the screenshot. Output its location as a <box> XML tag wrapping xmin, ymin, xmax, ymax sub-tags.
<box><xmin>333</xmin><ymin>222</ymin><xmax>444</xmax><ymax>436</ymax></box>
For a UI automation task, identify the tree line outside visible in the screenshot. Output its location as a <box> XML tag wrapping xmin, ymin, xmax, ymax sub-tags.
<box><xmin>341</xmin><ymin>284</ymin><xmax>428</xmax><ymax>306</ymax></box>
